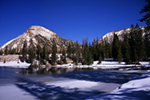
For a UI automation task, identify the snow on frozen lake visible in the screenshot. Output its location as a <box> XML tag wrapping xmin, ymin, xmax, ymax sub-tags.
<box><xmin>0</xmin><ymin>85</ymin><xmax>37</xmax><ymax>100</ymax></box>
<box><xmin>45</xmin><ymin>78</ymin><xmax>120</xmax><ymax>93</ymax></box>
<box><xmin>86</xmin><ymin>72</ymin><xmax>150</xmax><ymax>100</ymax></box>
<box><xmin>0</xmin><ymin>66</ymin><xmax>150</xmax><ymax>100</ymax></box>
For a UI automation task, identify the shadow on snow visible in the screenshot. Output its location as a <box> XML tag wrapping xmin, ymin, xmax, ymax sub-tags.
<box><xmin>52</xmin><ymin>70</ymin><xmax>141</xmax><ymax>84</ymax></box>
<box><xmin>87</xmin><ymin>88</ymin><xmax>150</xmax><ymax>100</ymax></box>
<box><xmin>15</xmin><ymin>77</ymin><xmax>104</xmax><ymax>100</ymax></box>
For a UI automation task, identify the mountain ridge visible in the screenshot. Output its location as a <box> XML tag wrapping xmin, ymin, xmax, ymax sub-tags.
<box><xmin>0</xmin><ymin>25</ymin><xmax>76</xmax><ymax>52</ymax></box>
<box><xmin>99</xmin><ymin>26</ymin><xmax>146</xmax><ymax>43</ymax></box>
<box><xmin>0</xmin><ymin>25</ymin><xmax>146</xmax><ymax>52</ymax></box>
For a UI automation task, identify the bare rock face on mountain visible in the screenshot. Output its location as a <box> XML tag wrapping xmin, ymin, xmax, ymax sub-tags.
<box><xmin>0</xmin><ymin>25</ymin><xmax>75</xmax><ymax>52</ymax></box>
<box><xmin>99</xmin><ymin>26</ymin><xmax>145</xmax><ymax>43</ymax></box>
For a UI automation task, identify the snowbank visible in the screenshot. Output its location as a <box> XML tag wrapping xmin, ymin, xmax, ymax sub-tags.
<box><xmin>55</xmin><ymin>60</ymin><xmax>150</xmax><ymax>69</ymax></box>
<box><xmin>0</xmin><ymin>61</ymin><xmax>30</xmax><ymax>68</ymax></box>
<box><xmin>86</xmin><ymin>72</ymin><xmax>150</xmax><ymax>100</ymax></box>
<box><xmin>45</xmin><ymin>78</ymin><xmax>120</xmax><ymax>92</ymax></box>
<box><xmin>0</xmin><ymin>85</ymin><xmax>37</xmax><ymax>100</ymax></box>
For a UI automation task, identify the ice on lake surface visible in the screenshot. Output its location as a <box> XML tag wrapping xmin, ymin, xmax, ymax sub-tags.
<box><xmin>0</xmin><ymin>67</ymin><xmax>149</xmax><ymax>100</ymax></box>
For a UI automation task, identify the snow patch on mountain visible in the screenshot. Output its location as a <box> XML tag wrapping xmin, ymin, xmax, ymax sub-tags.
<box><xmin>28</xmin><ymin>25</ymin><xmax>56</xmax><ymax>39</ymax></box>
<box><xmin>12</xmin><ymin>44</ymin><xmax>17</xmax><ymax>49</ymax></box>
<box><xmin>0</xmin><ymin>25</ymin><xmax>76</xmax><ymax>52</ymax></box>
<box><xmin>99</xmin><ymin>26</ymin><xmax>145</xmax><ymax>43</ymax></box>
<box><xmin>1</xmin><ymin>39</ymin><xmax>15</xmax><ymax>49</ymax></box>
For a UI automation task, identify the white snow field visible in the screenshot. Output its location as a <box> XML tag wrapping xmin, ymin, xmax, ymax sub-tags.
<box><xmin>0</xmin><ymin>61</ymin><xmax>30</xmax><ymax>68</ymax></box>
<box><xmin>0</xmin><ymin>85</ymin><xmax>37</xmax><ymax>100</ymax></box>
<box><xmin>45</xmin><ymin>78</ymin><xmax>120</xmax><ymax>92</ymax></box>
<box><xmin>0</xmin><ymin>77</ymin><xmax>120</xmax><ymax>100</ymax></box>
<box><xmin>86</xmin><ymin>71</ymin><xmax>150</xmax><ymax>100</ymax></box>
<box><xmin>55</xmin><ymin>60</ymin><xmax>150</xmax><ymax>70</ymax></box>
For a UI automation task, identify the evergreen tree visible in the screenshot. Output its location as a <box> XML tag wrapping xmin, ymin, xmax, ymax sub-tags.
<box><xmin>72</xmin><ymin>53</ymin><xmax>75</xmax><ymax>63</ymax></box>
<box><xmin>144</xmin><ymin>31</ymin><xmax>150</xmax><ymax>59</ymax></box>
<box><xmin>112</xmin><ymin>33</ymin><xmax>119</xmax><ymax>60</ymax></box>
<box><xmin>140</xmin><ymin>0</ymin><xmax>150</xmax><ymax>59</ymax></box>
<box><xmin>0</xmin><ymin>49</ymin><xmax>3</xmax><ymax>55</ymax></box>
<box><xmin>133</xmin><ymin>48</ymin><xmax>138</xmax><ymax>63</ymax></box>
<box><xmin>82</xmin><ymin>42</ymin><xmax>93</xmax><ymax>65</ymax></box>
<box><xmin>129</xmin><ymin>24</ymin><xmax>137</xmax><ymax>63</ymax></box>
<box><xmin>28</xmin><ymin>39</ymin><xmax>35</xmax><ymax>63</ymax></box>
<box><xmin>99</xmin><ymin>53</ymin><xmax>102</xmax><ymax>64</ymax></box>
<box><xmin>140</xmin><ymin>0</ymin><xmax>150</xmax><ymax>28</ymax></box>
<box><xmin>86</xmin><ymin>48</ymin><xmax>93</xmax><ymax>65</ymax></box>
<box><xmin>22</xmin><ymin>40</ymin><xmax>27</xmax><ymax>62</ymax></box>
<box><xmin>91</xmin><ymin>38</ymin><xmax>97</xmax><ymax>60</ymax></box>
<box><xmin>5</xmin><ymin>46</ymin><xmax>8</xmax><ymax>55</ymax></box>
<box><xmin>42</xmin><ymin>46</ymin><xmax>46</xmax><ymax>59</ymax></box>
<box><xmin>91</xmin><ymin>37</ymin><xmax>103</xmax><ymax>61</ymax></box>
<box><xmin>104</xmin><ymin>39</ymin><xmax>112</xmax><ymax>58</ymax></box>
<box><xmin>135</xmin><ymin>24</ymin><xmax>145</xmax><ymax>61</ymax></box>
<box><xmin>101</xmin><ymin>39</ymin><xmax>105</xmax><ymax>59</ymax></box>
<box><xmin>118</xmin><ymin>46</ymin><xmax>122</xmax><ymax>63</ymax></box>
<box><xmin>60</xmin><ymin>56</ymin><xmax>63</xmax><ymax>65</ymax></box>
<box><xmin>51</xmin><ymin>39</ymin><xmax>57</xmax><ymax>65</ymax></box>
<box><xmin>129</xmin><ymin>24</ymin><xmax>145</xmax><ymax>63</ymax></box>
<box><xmin>62</xmin><ymin>47</ymin><xmax>67</xmax><ymax>64</ymax></box>
<box><xmin>36</xmin><ymin>43</ymin><xmax>42</xmax><ymax>61</ymax></box>
<box><xmin>9</xmin><ymin>48</ymin><xmax>16</xmax><ymax>54</ymax></box>
<box><xmin>75</xmin><ymin>41</ymin><xmax>81</xmax><ymax>65</ymax></box>
<box><xmin>28</xmin><ymin>47</ymin><xmax>35</xmax><ymax>63</ymax></box>
<box><xmin>122</xmin><ymin>34</ymin><xmax>131</xmax><ymax>64</ymax></box>
<box><xmin>67</xmin><ymin>43</ymin><xmax>72</xmax><ymax>58</ymax></box>
<box><xmin>41</xmin><ymin>45</ymin><xmax>48</xmax><ymax>61</ymax></box>
<box><xmin>95</xmin><ymin>39</ymin><xmax>100</xmax><ymax>60</ymax></box>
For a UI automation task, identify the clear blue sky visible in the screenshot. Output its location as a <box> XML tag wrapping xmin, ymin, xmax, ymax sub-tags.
<box><xmin>0</xmin><ymin>0</ymin><xmax>146</xmax><ymax>45</ymax></box>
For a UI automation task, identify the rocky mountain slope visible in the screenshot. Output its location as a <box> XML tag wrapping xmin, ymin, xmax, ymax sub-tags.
<box><xmin>0</xmin><ymin>25</ymin><xmax>76</xmax><ymax>52</ymax></box>
<box><xmin>99</xmin><ymin>26</ymin><xmax>145</xmax><ymax>43</ymax></box>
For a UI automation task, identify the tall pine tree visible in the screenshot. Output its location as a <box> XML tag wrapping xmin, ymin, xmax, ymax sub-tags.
<box><xmin>112</xmin><ymin>33</ymin><xmax>119</xmax><ymax>60</ymax></box>
<box><xmin>51</xmin><ymin>38</ymin><xmax>57</xmax><ymax>65</ymax></box>
<box><xmin>122</xmin><ymin>34</ymin><xmax>131</xmax><ymax>64</ymax></box>
<box><xmin>140</xmin><ymin>0</ymin><xmax>150</xmax><ymax>28</ymax></box>
<box><xmin>135</xmin><ymin>24</ymin><xmax>145</xmax><ymax>61</ymax></box>
<box><xmin>62</xmin><ymin>47</ymin><xmax>67</xmax><ymax>64</ymax></box>
<box><xmin>144</xmin><ymin>31</ymin><xmax>150</xmax><ymax>59</ymax></box>
<box><xmin>28</xmin><ymin>39</ymin><xmax>35</xmax><ymax>63</ymax></box>
<box><xmin>22</xmin><ymin>40</ymin><xmax>27</xmax><ymax>62</ymax></box>
<box><xmin>5</xmin><ymin>46</ymin><xmax>8</xmax><ymax>55</ymax></box>
<box><xmin>67</xmin><ymin>43</ymin><xmax>72</xmax><ymax>59</ymax></box>
<box><xmin>82</xmin><ymin>37</ymin><xmax>93</xmax><ymax>65</ymax></box>
<box><xmin>140</xmin><ymin>0</ymin><xmax>150</xmax><ymax>60</ymax></box>
<box><xmin>36</xmin><ymin>43</ymin><xmax>42</xmax><ymax>61</ymax></box>
<box><xmin>129</xmin><ymin>24</ymin><xmax>138</xmax><ymax>63</ymax></box>
<box><xmin>118</xmin><ymin>46</ymin><xmax>122</xmax><ymax>63</ymax></box>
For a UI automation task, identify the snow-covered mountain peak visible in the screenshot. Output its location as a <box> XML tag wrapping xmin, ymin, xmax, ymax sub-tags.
<box><xmin>99</xmin><ymin>26</ymin><xmax>145</xmax><ymax>43</ymax></box>
<box><xmin>25</xmin><ymin>25</ymin><xmax>56</xmax><ymax>39</ymax></box>
<box><xmin>0</xmin><ymin>25</ymin><xmax>75</xmax><ymax>52</ymax></box>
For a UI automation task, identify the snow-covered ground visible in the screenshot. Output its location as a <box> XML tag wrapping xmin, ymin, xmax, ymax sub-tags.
<box><xmin>45</xmin><ymin>78</ymin><xmax>120</xmax><ymax>93</ymax></box>
<box><xmin>55</xmin><ymin>60</ymin><xmax>150</xmax><ymax>70</ymax></box>
<box><xmin>0</xmin><ymin>84</ymin><xmax>37</xmax><ymax>100</ymax></box>
<box><xmin>86</xmin><ymin>71</ymin><xmax>150</xmax><ymax>100</ymax></box>
<box><xmin>0</xmin><ymin>77</ymin><xmax>120</xmax><ymax>100</ymax></box>
<box><xmin>0</xmin><ymin>58</ymin><xmax>149</xmax><ymax>69</ymax></box>
<box><xmin>0</xmin><ymin>61</ymin><xmax>30</xmax><ymax>68</ymax></box>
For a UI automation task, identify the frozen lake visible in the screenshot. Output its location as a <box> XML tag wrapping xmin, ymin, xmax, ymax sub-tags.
<box><xmin>0</xmin><ymin>67</ymin><xmax>146</xmax><ymax>100</ymax></box>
